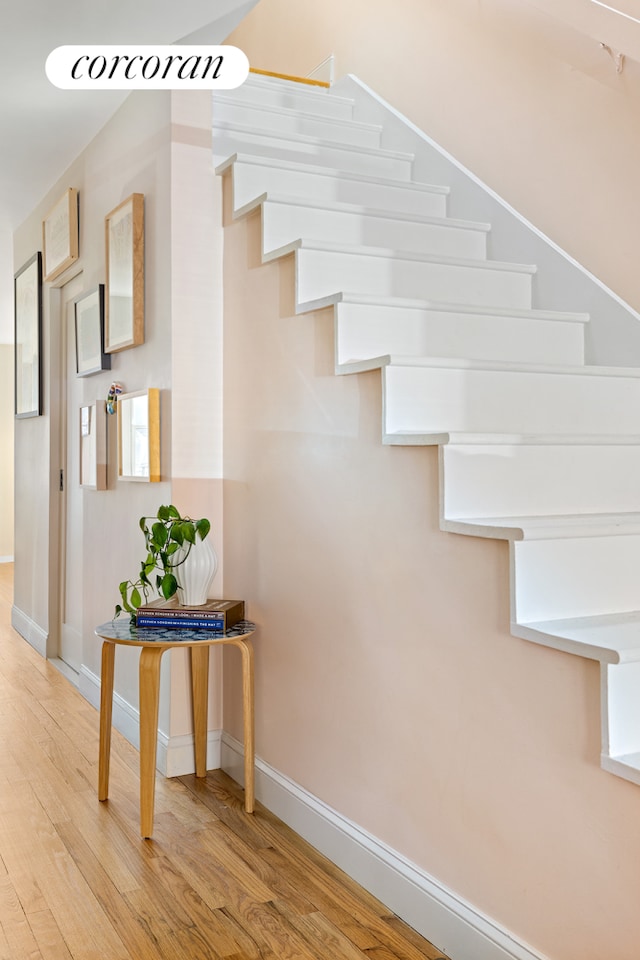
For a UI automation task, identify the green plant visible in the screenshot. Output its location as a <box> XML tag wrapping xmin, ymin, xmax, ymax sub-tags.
<box><xmin>115</xmin><ymin>504</ymin><xmax>211</xmax><ymax>621</ymax></box>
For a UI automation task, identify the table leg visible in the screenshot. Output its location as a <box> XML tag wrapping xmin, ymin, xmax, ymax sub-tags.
<box><xmin>190</xmin><ymin>645</ymin><xmax>210</xmax><ymax>778</ymax></box>
<box><xmin>231</xmin><ymin>637</ymin><xmax>255</xmax><ymax>814</ymax></box>
<box><xmin>98</xmin><ymin>642</ymin><xmax>115</xmax><ymax>802</ymax></box>
<box><xmin>139</xmin><ymin>646</ymin><xmax>165</xmax><ymax>839</ymax></box>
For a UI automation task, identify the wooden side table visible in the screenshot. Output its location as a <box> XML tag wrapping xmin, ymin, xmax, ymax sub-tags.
<box><xmin>95</xmin><ymin>619</ymin><xmax>256</xmax><ymax>838</ymax></box>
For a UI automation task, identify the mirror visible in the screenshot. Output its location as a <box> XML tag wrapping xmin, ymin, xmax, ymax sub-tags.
<box><xmin>117</xmin><ymin>388</ymin><xmax>160</xmax><ymax>482</ymax></box>
<box><xmin>80</xmin><ymin>401</ymin><xmax>107</xmax><ymax>489</ymax></box>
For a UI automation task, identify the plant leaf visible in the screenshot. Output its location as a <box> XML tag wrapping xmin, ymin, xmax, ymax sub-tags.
<box><xmin>196</xmin><ymin>518</ymin><xmax>211</xmax><ymax>540</ymax></box>
<box><xmin>170</xmin><ymin>525</ymin><xmax>184</xmax><ymax>545</ymax></box>
<box><xmin>167</xmin><ymin>504</ymin><xmax>181</xmax><ymax>519</ymax></box>
<box><xmin>182</xmin><ymin>522</ymin><xmax>196</xmax><ymax>544</ymax></box>
<box><xmin>160</xmin><ymin>573</ymin><xmax>178</xmax><ymax>600</ymax></box>
<box><xmin>152</xmin><ymin>522</ymin><xmax>169</xmax><ymax>547</ymax></box>
<box><xmin>131</xmin><ymin>587</ymin><xmax>141</xmax><ymax>608</ymax></box>
<box><xmin>157</xmin><ymin>505</ymin><xmax>172</xmax><ymax>521</ymax></box>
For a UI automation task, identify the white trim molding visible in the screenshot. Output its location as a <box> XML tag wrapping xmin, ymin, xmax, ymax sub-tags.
<box><xmin>221</xmin><ymin>733</ymin><xmax>550</xmax><ymax>960</ymax></box>
<box><xmin>11</xmin><ymin>605</ymin><xmax>48</xmax><ymax>657</ymax></box>
<box><xmin>79</xmin><ymin>666</ymin><xmax>221</xmax><ymax>776</ymax></box>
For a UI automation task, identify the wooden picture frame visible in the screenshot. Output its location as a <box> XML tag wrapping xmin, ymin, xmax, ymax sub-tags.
<box><xmin>14</xmin><ymin>252</ymin><xmax>42</xmax><ymax>418</ymax></box>
<box><xmin>74</xmin><ymin>285</ymin><xmax>111</xmax><ymax>377</ymax></box>
<box><xmin>80</xmin><ymin>401</ymin><xmax>107</xmax><ymax>489</ymax></box>
<box><xmin>105</xmin><ymin>193</ymin><xmax>144</xmax><ymax>353</ymax></box>
<box><xmin>42</xmin><ymin>188</ymin><xmax>79</xmax><ymax>282</ymax></box>
<box><xmin>117</xmin><ymin>388</ymin><xmax>160</xmax><ymax>482</ymax></box>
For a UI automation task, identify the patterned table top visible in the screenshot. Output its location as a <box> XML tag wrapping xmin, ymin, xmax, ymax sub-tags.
<box><xmin>95</xmin><ymin>619</ymin><xmax>256</xmax><ymax>646</ymax></box>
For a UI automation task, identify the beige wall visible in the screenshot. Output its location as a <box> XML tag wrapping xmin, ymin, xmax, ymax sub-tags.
<box><xmin>0</xmin><ymin>346</ymin><xmax>14</xmax><ymax>559</ymax></box>
<box><xmin>223</xmin><ymin>4</ymin><xmax>640</xmax><ymax>959</ymax></box>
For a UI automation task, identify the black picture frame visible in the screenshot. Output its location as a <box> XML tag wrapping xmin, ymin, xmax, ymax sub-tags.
<box><xmin>74</xmin><ymin>284</ymin><xmax>111</xmax><ymax>377</ymax></box>
<box><xmin>14</xmin><ymin>252</ymin><xmax>42</xmax><ymax>418</ymax></box>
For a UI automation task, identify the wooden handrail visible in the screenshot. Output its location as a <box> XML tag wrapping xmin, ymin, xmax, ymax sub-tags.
<box><xmin>249</xmin><ymin>67</ymin><xmax>330</xmax><ymax>88</ymax></box>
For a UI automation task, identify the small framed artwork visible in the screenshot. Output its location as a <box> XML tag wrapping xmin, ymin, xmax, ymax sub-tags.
<box><xmin>117</xmin><ymin>388</ymin><xmax>160</xmax><ymax>482</ymax></box>
<box><xmin>105</xmin><ymin>193</ymin><xmax>144</xmax><ymax>353</ymax></box>
<box><xmin>42</xmin><ymin>188</ymin><xmax>79</xmax><ymax>282</ymax></box>
<box><xmin>14</xmin><ymin>252</ymin><xmax>43</xmax><ymax>419</ymax></box>
<box><xmin>80</xmin><ymin>401</ymin><xmax>107</xmax><ymax>490</ymax></box>
<box><xmin>74</xmin><ymin>285</ymin><xmax>111</xmax><ymax>377</ymax></box>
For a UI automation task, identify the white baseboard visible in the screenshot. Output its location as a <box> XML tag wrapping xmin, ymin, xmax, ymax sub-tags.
<box><xmin>0</xmin><ymin>556</ymin><xmax>14</xmax><ymax>564</ymax></box>
<box><xmin>11</xmin><ymin>605</ymin><xmax>48</xmax><ymax>657</ymax></box>
<box><xmin>220</xmin><ymin>733</ymin><xmax>549</xmax><ymax>960</ymax></box>
<box><xmin>79</xmin><ymin>666</ymin><xmax>221</xmax><ymax>776</ymax></box>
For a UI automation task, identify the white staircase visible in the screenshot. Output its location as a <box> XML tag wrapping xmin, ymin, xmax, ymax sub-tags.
<box><xmin>212</xmin><ymin>73</ymin><xmax>640</xmax><ymax>787</ymax></box>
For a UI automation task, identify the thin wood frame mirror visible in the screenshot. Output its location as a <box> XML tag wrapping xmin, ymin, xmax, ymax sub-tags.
<box><xmin>105</xmin><ymin>193</ymin><xmax>144</xmax><ymax>353</ymax></box>
<box><xmin>117</xmin><ymin>388</ymin><xmax>160</xmax><ymax>482</ymax></box>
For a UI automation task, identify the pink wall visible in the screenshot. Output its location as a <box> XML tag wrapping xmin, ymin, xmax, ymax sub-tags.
<box><xmin>222</xmin><ymin>5</ymin><xmax>640</xmax><ymax>957</ymax></box>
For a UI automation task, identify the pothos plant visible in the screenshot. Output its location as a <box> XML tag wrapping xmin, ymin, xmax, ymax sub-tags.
<box><xmin>115</xmin><ymin>504</ymin><xmax>211</xmax><ymax>621</ymax></box>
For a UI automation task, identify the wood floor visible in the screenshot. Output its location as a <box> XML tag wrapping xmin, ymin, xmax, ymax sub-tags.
<box><xmin>0</xmin><ymin>564</ymin><xmax>447</xmax><ymax>960</ymax></box>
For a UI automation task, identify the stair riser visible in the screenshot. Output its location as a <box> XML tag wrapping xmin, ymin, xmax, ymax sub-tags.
<box><xmin>213</xmin><ymin>99</ymin><xmax>380</xmax><ymax>148</ymax></box>
<box><xmin>512</xmin><ymin>537</ymin><xmax>640</xmax><ymax>622</ymax></box>
<box><xmin>383</xmin><ymin>366</ymin><xmax>640</xmax><ymax>436</ymax></box>
<box><xmin>229</xmin><ymin>160</ymin><xmax>447</xmax><ymax>218</ymax></box>
<box><xmin>296</xmin><ymin>249</ymin><xmax>532</xmax><ymax>310</ymax></box>
<box><xmin>213</xmin><ymin>126</ymin><xmax>412</xmax><ymax>179</ymax></box>
<box><xmin>441</xmin><ymin>443</ymin><xmax>640</xmax><ymax>518</ymax></box>
<box><xmin>261</xmin><ymin>201</ymin><xmax>487</xmax><ymax>260</ymax></box>
<box><xmin>604</xmin><ymin>662</ymin><xmax>640</xmax><ymax>757</ymax></box>
<box><xmin>222</xmin><ymin>79</ymin><xmax>354</xmax><ymax>119</ymax></box>
<box><xmin>336</xmin><ymin>303</ymin><xmax>584</xmax><ymax>367</ymax></box>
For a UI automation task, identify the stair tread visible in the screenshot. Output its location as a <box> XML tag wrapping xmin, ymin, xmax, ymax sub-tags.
<box><xmin>441</xmin><ymin>431</ymin><xmax>640</xmax><ymax>445</ymax></box>
<box><xmin>384</xmin><ymin>431</ymin><xmax>640</xmax><ymax>446</ymax></box>
<box><xmin>270</xmin><ymin>237</ymin><xmax>537</xmax><ymax>273</ymax></box>
<box><xmin>213</xmin><ymin>95</ymin><xmax>381</xmax><ymax>134</ymax></box>
<box><xmin>249</xmin><ymin>192</ymin><xmax>491</xmax><ymax>232</ymax></box>
<box><xmin>302</xmin><ymin>291</ymin><xmax>588</xmax><ymax>323</ymax></box>
<box><xmin>339</xmin><ymin>354</ymin><xmax>640</xmax><ymax>378</ymax></box>
<box><xmin>215</xmin><ymin>152</ymin><xmax>450</xmax><ymax>196</ymax></box>
<box><xmin>212</xmin><ymin>119</ymin><xmax>415</xmax><ymax>161</ymax></box>
<box><xmin>443</xmin><ymin>512</ymin><xmax>640</xmax><ymax>541</ymax></box>
<box><xmin>515</xmin><ymin>611</ymin><xmax>640</xmax><ymax>663</ymax></box>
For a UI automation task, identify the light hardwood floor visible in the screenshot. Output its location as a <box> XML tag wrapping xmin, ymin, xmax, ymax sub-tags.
<box><xmin>0</xmin><ymin>564</ymin><xmax>447</xmax><ymax>960</ymax></box>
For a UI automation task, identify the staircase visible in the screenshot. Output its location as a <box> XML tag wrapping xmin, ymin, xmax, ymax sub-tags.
<box><xmin>212</xmin><ymin>73</ymin><xmax>640</xmax><ymax>787</ymax></box>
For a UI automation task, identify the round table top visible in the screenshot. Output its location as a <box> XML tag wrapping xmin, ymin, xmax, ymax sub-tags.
<box><xmin>95</xmin><ymin>619</ymin><xmax>256</xmax><ymax>647</ymax></box>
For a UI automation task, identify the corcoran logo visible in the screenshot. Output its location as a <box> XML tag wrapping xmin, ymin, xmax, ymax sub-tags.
<box><xmin>46</xmin><ymin>45</ymin><xmax>249</xmax><ymax>90</ymax></box>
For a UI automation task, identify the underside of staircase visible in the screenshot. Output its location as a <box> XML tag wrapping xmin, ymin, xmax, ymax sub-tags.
<box><xmin>212</xmin><ymin>72</ymin><xmax>640</xmax><ymax>787</ymax></box>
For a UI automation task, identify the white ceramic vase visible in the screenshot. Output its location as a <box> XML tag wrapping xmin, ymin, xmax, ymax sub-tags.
<box><xmin>175</xmin><ymin>536</ymin><xmax>218</xmax><ymax>606</ymax></box>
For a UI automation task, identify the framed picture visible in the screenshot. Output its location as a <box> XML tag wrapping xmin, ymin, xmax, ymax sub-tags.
<box><xmin>105</xmin><ymin>193</ymin><xmax>144</xmax><ymax>353</ymax></box>
<box><xmin>14</xmin><ymin>252</ymin><xmax>42</xmax><ymax>419</ymax></box>
<box><xmin>74</xmin><ymin>285</ymin><xmax>111</xmax><ymax>377</ymax></box>
<box><xmin>42</xmin><ymin>187</ymin><xmax>79</xmax><ymax>282</ymax></box>
<box><xmin>80</xmin><ymin>401</ymin><xmax>107</xmax><ymax>489</ymax></box>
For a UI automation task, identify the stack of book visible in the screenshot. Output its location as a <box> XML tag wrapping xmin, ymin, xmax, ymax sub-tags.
<box><xmin>136</xmin><ymin>598</ymin><xmax>245</xmax><ymax>631</ymax></box>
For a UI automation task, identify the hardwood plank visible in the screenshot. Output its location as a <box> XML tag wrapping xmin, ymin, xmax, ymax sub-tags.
<box><xmin>25</xmin><ymin>910</ymin><xmax>74</xmax><ymax>960</ymax></box>
<box><xmin>0</xmin><ymin>875</ymin><xmax>43</xmax><ymax>960</ymax></box>
<box><xmin>222</xmin><ymin>899</ymin><xmax>321</xmax><ymax>960</ymax></box>
<box><xmin>272</xmin><ymin>900</ymin><xmax>370</xmax><ymax>960</ymax></box>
